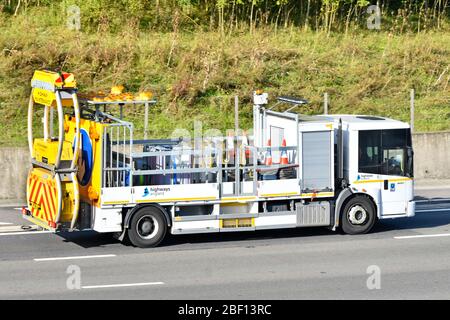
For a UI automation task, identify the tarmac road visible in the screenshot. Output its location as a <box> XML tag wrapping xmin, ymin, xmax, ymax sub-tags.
<box><xmin>0</xmin><ymin>189</ymin><xmax>449</xmax><ymax>300</ymax></box>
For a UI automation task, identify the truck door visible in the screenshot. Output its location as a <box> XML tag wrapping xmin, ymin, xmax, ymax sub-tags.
<box><xmin>380</xmin><ymin>178</ymin><xmax>408</xmax><ymax>215</ymax></box>
<box><xmin>379</xmin><ymin>147</ymin><xmax>409</xmax><ymax>216</ymax></box>
<box><xmin>358</xmin><ymin>128</ymin><xmax>412</xmax><ymax>216</ymax></box>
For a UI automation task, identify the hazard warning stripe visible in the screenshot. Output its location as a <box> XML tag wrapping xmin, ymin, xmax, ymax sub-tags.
<box><xmin>32</xmin><ymin>182</ymin><xmax>43</xmax><ymax>219</ymax></box>
<box><xmin>42</xmin><ymin>184</ymin><xmax>54</xmax><ymax>222</ymax></box>
<box><xmin>41</xmin><ymin>186</ymin><xmax>51</xmax><ymax>221</ymax></box>
<box><xmin>45</xmin><ymin>183</ymin><xmax>56</xmax><ymax>221</ymax></box>
<box><xmin>38</xmin><ymin>183</ymin><xmax>48</xmax><ymax>221</ymax></box>
<box><xmin>27</xmin><ymin>174</ymin><xmax>60</xmax><ymax>223</ymax></box>
<box><xmin>29</xmin><ymin>178</ymin><xmax>38</xmax><ymax>217</ymax></box>
<box><xmin>51</xmin><ymin>185</ymin><xmax>58</xmax><ymax>219</ymax></box>
<box><xmin>28</xmin><ymin>176</ymin><xmax>38</xmax><ymax>218</ymax></box>
<box><xmin>28</xmin><ymin>177</ymin><xmax>37</xmax><ymax>200</ymax></box>
<box><xmin>30</xmin><ymin>177</ymin><xmax>40</xmax><ymax>205</ymax></box>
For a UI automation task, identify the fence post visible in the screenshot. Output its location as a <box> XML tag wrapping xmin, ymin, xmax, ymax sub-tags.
<box><xmin>234</xmin><ymin>95</ymin><xmax>240</xmax><ymax>195</ymax></box>
<box><xmin>410</xmin><ymin>89</ymin><xmax>415</xmax><ymax>133</ymax></box>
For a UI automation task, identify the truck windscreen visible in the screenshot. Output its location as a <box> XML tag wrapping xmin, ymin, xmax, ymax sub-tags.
<box><xmin>358</xmin><ymin>128</ymin><xmax>413</xmax><ymax>177</ymax></box>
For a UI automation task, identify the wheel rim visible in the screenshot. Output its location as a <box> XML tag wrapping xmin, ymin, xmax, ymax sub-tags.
<box><xmin>136</xmin><ymin>215</ymin><xmax>159</xmax><ymax>240</ymax></box>
<box><xmin>347</xmin><ymin>205</ymin><xmax>368</xmax><ymax>225</ymax></box>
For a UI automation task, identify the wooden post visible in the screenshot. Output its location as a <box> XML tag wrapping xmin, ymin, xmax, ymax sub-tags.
<box><xmin>234</xmin><ymin>95</ymin><xmax>240</xmax><ymax>195</ymax></box>
<box><xmin>144</xmin><ymin>102</ymin><xmax>149</xmax><ymax>140</ymax></box>
<box><xmin>410</xmin><ymin>89</ymin><xmax>415</xmax><ymax>133</ymax></box>
<box><xmin>324</xmin><ymin>92</ymin><xmax>329</xmax><ymax>114</ymax></box>
<box><xmin>234</xmin><ymin>95</ymin><xmax>239</xmax><ymax>134</ymax></box>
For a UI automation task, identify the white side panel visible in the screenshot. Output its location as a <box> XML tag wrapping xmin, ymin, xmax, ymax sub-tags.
<box><xmin>258</xmin><ymin>179</ymin><xmax>299</xmax><ymax>197</ymax></box>
<box><xmin>241</xmin><ymin>181</ymin><xmax>254</xmax><ymax>194</ymax></box>
<box><xmin>380</xmin><ymin>177</ymin><xmax>410</xmax><ymax>216</ymax></box>
<box><xmin>92</xmin><ymin>207</ymin><xmax>122</xmax><ymax>233</ymax></box>
<box><xmin>255</xmin><ymin>214</ymin><xmax>297</xmax><ymax>228</ymax></box>
<box><xmin>265</xmin><ymin>115</ymin><xmax>297</xmax><ymax>147</ymax></box>
<box><xmin>171</xmin><ymin>220</ymin><xmax>219</xmax><ymax>234</ymax></box>
<box><xmin>133</xmin><ymin>183</ymin><xmax>219</xmax><ymax>203</ymax></box>
<box><xmin>222</xmin><ymin>182</ymin><xmax>234</xmax><ymax>195</ymax></box>
<box><xmin>220</xmin><ymin>204</ymin><xmax>250</xmax><ymax>214</ymax></box>
<box><xmin>102</xmin><ymin>187</ymin><xmax>132</xmax><ymax>205</ymax></box>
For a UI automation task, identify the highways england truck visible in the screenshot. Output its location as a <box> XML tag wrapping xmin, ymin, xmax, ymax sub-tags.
<box><xmin>23</xmin><ymin>70</ymin><xmax>415</xmax><ymax>247</ymax></box>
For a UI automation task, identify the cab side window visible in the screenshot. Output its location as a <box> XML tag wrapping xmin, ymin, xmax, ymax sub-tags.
<box><xmin>358</xmin><ymin>129</ymin><xmax>410</xmax><ymax>176</ymax></box>
<box><xmin>358</xmin><ymin>130</ymin><xmax>382</xmax><ymax>174</ymax></box>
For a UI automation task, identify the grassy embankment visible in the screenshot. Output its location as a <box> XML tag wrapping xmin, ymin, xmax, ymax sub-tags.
<box><xmin>0</xmin><ymin>9</ymin><xmax>449</xmax><ymax>146</ymax></box>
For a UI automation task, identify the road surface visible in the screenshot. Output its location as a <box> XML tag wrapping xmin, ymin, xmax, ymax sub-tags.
<box><xmin>0</xmin><ymin>189</ymin><xmax>449</xmax><ymax>300</ymax></box>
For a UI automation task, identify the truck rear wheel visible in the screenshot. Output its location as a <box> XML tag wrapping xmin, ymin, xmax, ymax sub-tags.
<box><xmin>341</xmin><ymin>195</ymin><xmax>377</xmax><ymax>235</ymax></box>
<box><xmin>127</xmin><ymin>207</ymin><xmax>167</xmax><ymax>248</ymax></box>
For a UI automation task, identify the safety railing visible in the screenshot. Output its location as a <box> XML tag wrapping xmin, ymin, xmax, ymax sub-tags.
<box><xmin>101</xmin><ymin>112</ymin><xmax>133</xmax><ymax>188</ymax></box>
<box><xmin>121</xmin><ymin>138</ymin><xmax>299</xmax><ymax>196</ymax></box>
<box><xmin>130</xmin><ymin>143</ymin><xmax>222</xmax><ymax>186</ymax></box>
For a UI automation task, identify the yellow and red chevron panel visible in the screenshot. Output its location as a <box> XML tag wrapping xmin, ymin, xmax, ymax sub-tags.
<box><xmin>27</xmin><ymin>169</ymin><xmax>57</xmax><ymax>224</ymax></box>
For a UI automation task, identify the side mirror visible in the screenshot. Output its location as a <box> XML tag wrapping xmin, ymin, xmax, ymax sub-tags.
<box><xmin>406</xmin><ymin>147</ymin><xmax>414</xmax><ymax>177</ymax></box>
<box><xmin>407</xmin><ymin>146</ymin><xmax>413</xmax><ymax>158</ymax></box>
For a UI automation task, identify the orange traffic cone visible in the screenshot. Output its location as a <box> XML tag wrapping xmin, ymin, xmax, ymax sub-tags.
<box><xmin>265</xmin><ymin>139</ymin><xmax>272</xmax><ymax>165</ymax></box>
<box><xmin>280</xmin><ymin>138</ymin><xmax>289</xmax><ymax>165</ymax></box>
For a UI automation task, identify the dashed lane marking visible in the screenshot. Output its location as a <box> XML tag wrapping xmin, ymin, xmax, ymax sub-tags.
<box><xmin>34</xmin><ymin>254</ymin><xmax>117</xmax><ymax>262</ymax></box>
<box><xmin>82</xmin><ymin>282</ymin><xmax>164</xmax><ymax>289</ymax></box>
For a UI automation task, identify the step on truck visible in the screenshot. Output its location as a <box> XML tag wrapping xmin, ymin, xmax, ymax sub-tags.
<box><xmin>23</xmin><ymin>70</ymin><xmax>415</xmax><ymax>247</ymax></box>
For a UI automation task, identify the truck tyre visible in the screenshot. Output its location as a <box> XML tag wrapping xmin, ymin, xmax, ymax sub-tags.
<box><xmin>341</xmin><ymin>195</ymin><xmax>377</xmax><ymax>235</ymax></box>
<box><xmin>127</xmin><ymin>207</ymin><xmax>167</xmax><ymax>248</ymax></box>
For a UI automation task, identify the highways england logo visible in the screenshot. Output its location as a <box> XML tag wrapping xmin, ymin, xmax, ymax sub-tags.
<box><xmin>142</xmin><ymin>186</ymin><xmax>171</xmax><ymax>197</ymax></box>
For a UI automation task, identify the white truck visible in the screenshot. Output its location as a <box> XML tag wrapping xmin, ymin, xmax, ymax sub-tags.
<box><xmin>24</xmin><ymin>71</ymin><xmax>415</xmax><ymax>247</ymax></box>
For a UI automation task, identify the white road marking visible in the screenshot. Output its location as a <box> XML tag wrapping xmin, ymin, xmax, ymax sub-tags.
<box><xmin>394</xmin><ymin>233</ymin><xmax>450</xmax><ymax>240</ymax></box>
<box><xmin>0</xmin><ymin>230</ymin><xmax>52</xmax><ymax>236</ymax></box>
<box><xmin>0</xmin><ymin>222</ymin><xmax>13</xmax><ymax>225</ymax></box>
<box><xmin>0</xmin><ymin>225</ymin><xmax>38</xmax><ymax>233</ymax></box>
<box><xmin>415</xmin><ymin>199</ymin><xmax>450</xmax><ymax>203</ymax></box>
<box><xmin>82</xmin><ymin>282</ymin><xmax>164</xmax><ymax>289</ymax></box>
<box><xmin>34</xmin><ymin>254</ymin><xmax>116</xmax><ymax>262</ymax></box>
<box><xmin>415</xmin><ymin>208</ymin><xmax>450</xmax><ymax>213</ymax></box>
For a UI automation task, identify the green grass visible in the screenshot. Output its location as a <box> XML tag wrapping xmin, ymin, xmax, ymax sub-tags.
<box><xmin>0</xmin><ymin>10</ymin><xmax>449</xmax><ymax>146</ymax></box>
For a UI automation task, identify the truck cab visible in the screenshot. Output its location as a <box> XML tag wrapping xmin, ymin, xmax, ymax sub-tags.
<box><xmin>325</xmin><ymin>115</ymin><xmax>415</xmax><ymax>220</ymax></box>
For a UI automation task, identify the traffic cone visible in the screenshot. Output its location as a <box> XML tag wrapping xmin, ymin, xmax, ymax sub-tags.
<box><xmin>280</xmin><ymin>138</ymin><xmax>289</xmax><ymax>165</ymax></box>
<box><xmin>265</xmin><ymin>139</ymin><xmax>272</xmax><ymax>165</ymax></box>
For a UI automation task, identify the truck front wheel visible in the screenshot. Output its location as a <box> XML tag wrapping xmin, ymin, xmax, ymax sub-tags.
<box><xmin>341</xmin><ymin>195</ymin><xmax>377</xmax><ymax>235</ymax></box>
<box><xmin>128</xmin><ymin>207</ymin><xmax>167</xmax><ymax>248</ymax></box>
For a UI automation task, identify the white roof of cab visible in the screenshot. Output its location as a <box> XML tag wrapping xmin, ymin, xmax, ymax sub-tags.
<box><xmin>316</xmin><ymin>114</ymin><xmax>410</xmax><ymax>130</ymax></box>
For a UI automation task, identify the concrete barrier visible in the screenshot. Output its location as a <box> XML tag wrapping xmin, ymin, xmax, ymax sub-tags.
<box><xmin>412</xmin><ymin>131</ymin><xmax>450</xmax><ymax>180</ymax></box>
<box><xmin>0</xmin><ymin>147</ymin><xmax>30</xmax><ymax>204</ymax></box>
<box><xmin>1</xmin><ymin>131</ymin><xmax>449</xmax><ymax>203</ymax></box>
